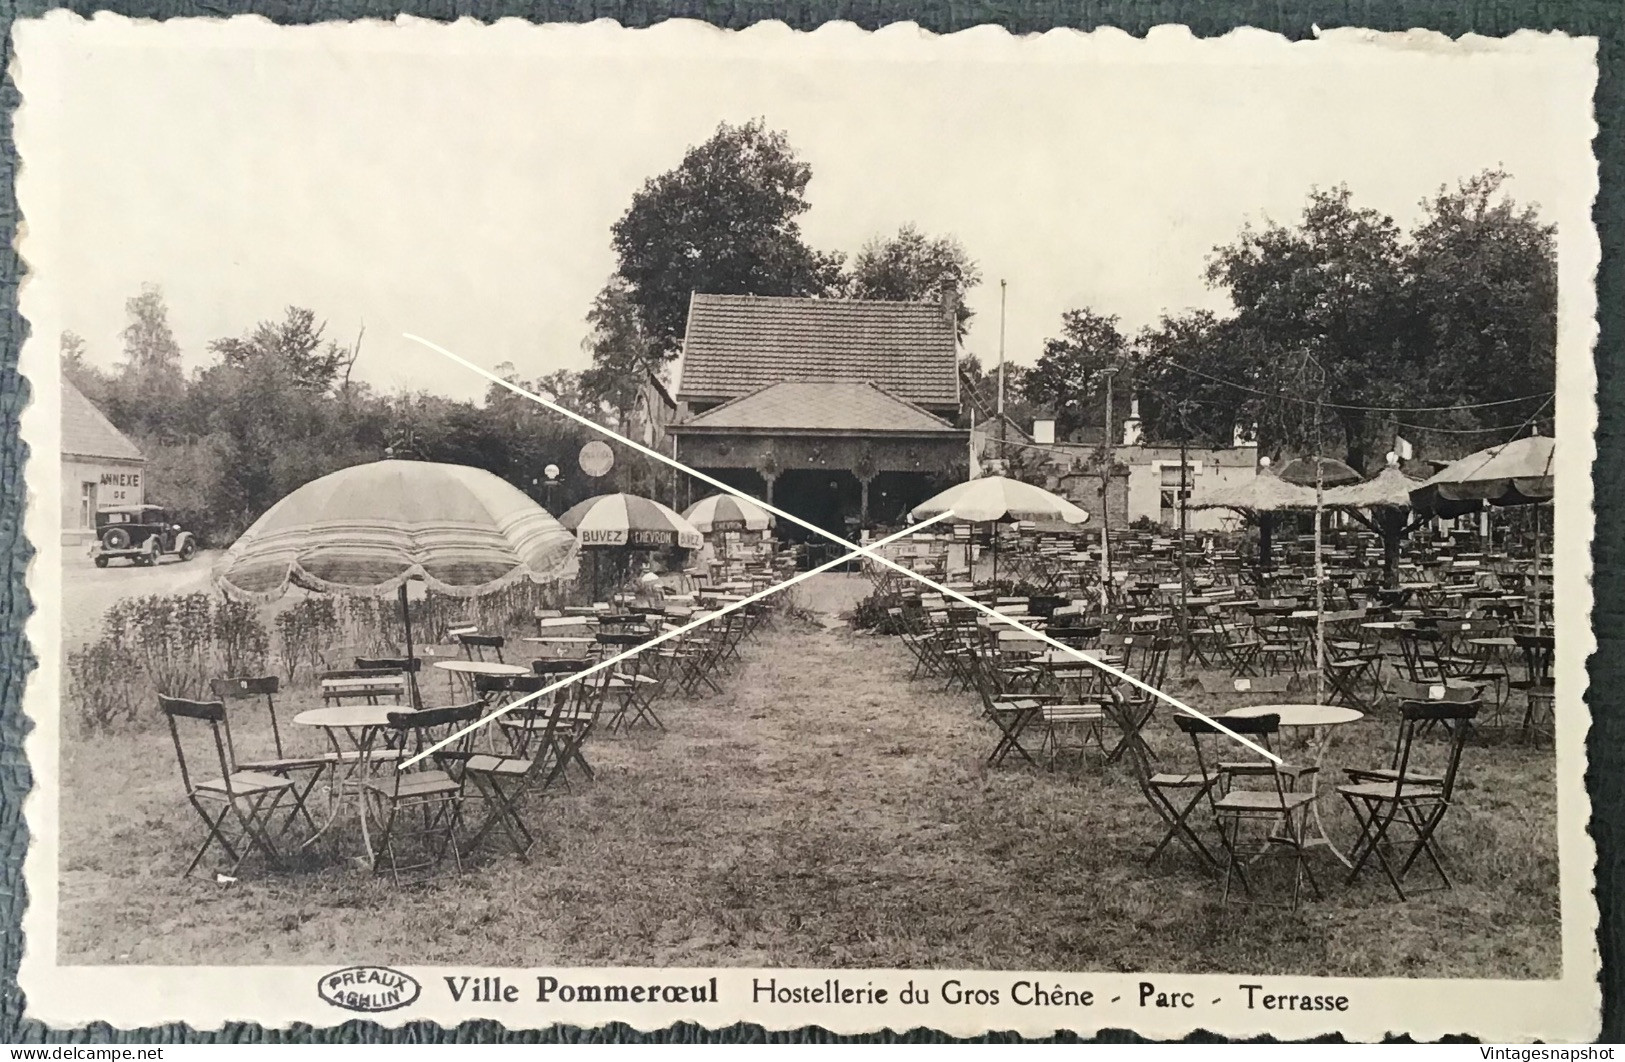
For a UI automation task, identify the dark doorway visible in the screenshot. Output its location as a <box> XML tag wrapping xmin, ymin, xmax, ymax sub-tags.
<box><xmin>775</xmin><ymin>469</ymin><xmax>861</xmax><ymax>563</ymax></box>
<box><xmin>868</xmin><ymin>470</ymin><xmax>939</xmax><ymax>528</ymax></box>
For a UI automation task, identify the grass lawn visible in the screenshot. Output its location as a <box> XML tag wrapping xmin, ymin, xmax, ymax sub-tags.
<box><xmin>56</xmin><ymin>575</ymin><xmax>1560</xmax><ymax>977</ymax></box>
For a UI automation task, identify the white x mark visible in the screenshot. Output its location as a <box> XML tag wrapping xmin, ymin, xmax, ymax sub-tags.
<box><xmin>404</xmin><ymin>334</ymin><xmax>1280</xmax><ymax>764</ymax></box>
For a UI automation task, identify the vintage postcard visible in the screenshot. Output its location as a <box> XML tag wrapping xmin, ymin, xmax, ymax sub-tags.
<box><xmin>12</xmin><ymin>14</ymin><xmax>1601</xmax><ymax>1041</ymax></box>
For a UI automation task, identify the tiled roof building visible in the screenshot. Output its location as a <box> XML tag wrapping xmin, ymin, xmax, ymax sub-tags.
<box><xmin>676</xmin><ymin>294</ymin><xmax>960</xmax><ymax>416</ymax></box>
<box><xmin>669</xmin><ymin>294</ymin><xmax>968</xmax><ymax>540</ymax></box>
<box><xmin>60</xmin><ymin>379</ymin><xmax>146</xmax><ymax>546</ymax></box>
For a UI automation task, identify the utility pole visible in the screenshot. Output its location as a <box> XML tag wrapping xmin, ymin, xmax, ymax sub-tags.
<box><xmin>1099</xmin><ymin>365</ymin><xmax>1118</xmax><ymax>613</ymax></box>
<box><xmin>1178</xmin><ymin>399</ymin><xmax>1191</xmax><ymax>668</ymax></box>
<box><xmin>997</xmin><ymin>279</ymin><xmax>1007</xmax><ymax>461</ymax></box>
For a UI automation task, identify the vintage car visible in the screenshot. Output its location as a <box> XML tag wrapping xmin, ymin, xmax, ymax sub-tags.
<box><xmin>93</xmin><ymin>504</ymin><xmax>198</xmax><ymax>568</ymax></box>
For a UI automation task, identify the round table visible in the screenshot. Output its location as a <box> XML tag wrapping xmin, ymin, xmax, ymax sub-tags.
<box><xmin>522</xmin><ymin>635</ymin><xmax>598</xmax><ymax>657</ymax></box>
<box><xmin>293</xmin><ymin>704</ymin><xmax>418</xmax><ymax>862</ymax></box>
<box><xmin>1222</xmin><ymin>703</ymin><xmax>1364</xmax><ymax>866</ymax></box>
<box><xmin>434</xmin><ymin>659</ymin><xmax>531</xmax><ymax>701</ymax></box>
<box><xmin>433</xmin><ymin>660</ymin><xmax>530</xmax><ymax>678</ymax></box>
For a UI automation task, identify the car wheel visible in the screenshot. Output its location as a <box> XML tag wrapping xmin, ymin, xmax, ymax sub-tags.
<box><xmin>94</xmin><ymin>555</ymin><xmax>109</xmax><ymax>569</ymax></box>
<box><xmin>179</xmin><ymin>540</ymin><xmax>197</xmax><ymax>562</ymax></box>
<box><xmin>101</xmin><ymin>527</ymin><xmax>131</xmax><ymax>551</ymax></box>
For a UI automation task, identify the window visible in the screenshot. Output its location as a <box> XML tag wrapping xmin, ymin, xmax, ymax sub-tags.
<box><xmin>79</xmin><ymin>481</ymin><xmax>97</xmax><ymax>528</ymax></box>
<box><xmin>1158</xmin><ymin>464</ymin><xmax>1197</xmax><ymax>523</ymax></box>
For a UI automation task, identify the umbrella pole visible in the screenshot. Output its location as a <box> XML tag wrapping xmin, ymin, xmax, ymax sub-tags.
<box><xmin>992</xmin><ymin>522</ymin><xmax>999</xmax><ymax>583</ymax></box>
<box><xmin>398</xmin><ymin>582</ymin><xmax>421</xmax><ymax>709</ymax></box>
<box><xmin>1534</xmin><ymin>505</ymin><xmax>1544</xmax><ymax>635</ymax></box>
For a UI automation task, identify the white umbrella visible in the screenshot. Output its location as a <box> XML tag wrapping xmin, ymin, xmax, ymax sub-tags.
<box><xmin>909</xmin><ymin>476</ymin><xmax>1090</xmax><ymax>525</ymax></box>
<box><xmin>909</xmin><ymin>476</ymin><xmax>1088</xmax><ymax>581</ymax></box>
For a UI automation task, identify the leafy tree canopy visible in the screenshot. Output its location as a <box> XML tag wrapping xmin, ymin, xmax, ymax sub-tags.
<box><xmin>1020</xmin><ymin>308</ymin><xmax>1131</xmax><ymax>440</ymax></box>
<box><xmin>1046</xmin><ymin>171</ymin><xmax>1555</xmax><ymax>473</ymax></box>
<box><xmin>846</xmin><ymin>223</ymin><xmax>981</xmax><ymax>338</ymax></box>
<box><xmin>207</xmin><ymin>307</ymin><xmax>356</xmax><ymax>393</ymax></box>
<box><xmin>609</xmin><ymin>119</ymin><xmax>844</xmax><ymax>358</ymax></box>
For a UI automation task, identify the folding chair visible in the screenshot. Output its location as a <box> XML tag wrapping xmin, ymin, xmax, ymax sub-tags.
<box><xmin>1338</xmin><ymin>697</ymin><xmax>1478</xmax><ymax>899</ymax></box>
<box><xmin>487</xmin><ymin>668</ymin><xmax>595</xmax><ymax>783</ymax></box>
<box><xmin>1511</xmin><ymin>634</ymin><xmax>1555</xmax><ymax>743</ymax></box>
<box><xmin>355</xmin><ymin>656</ymin><xmax>424</xmax><ymax>707</ymax></box>
<box><xmin>161</xmin><ymin>695</ymin><xmax>297</xmax><ymax>877</ymax></box>
<box><xmin>321</xmin><ymin>667</ymin><xmax>409</xmax><ymax>706</ymax></box>
<box><xmin>457</xmin><ymin>633</ymin><xmax>507</xmax><ymax>664</ymax></box>
<box><xmin>1178</xmin><ymin>712</ymin><xmax>1321</xmax><ymax>910</ymax></box>
<box><xmin>1317</xmin><ymin>609</ymin><xmax>1376</xmax><ymax>701</ymax></box>
<box><xmin>1105</xmin><ymin>637</ymin><xmax>1173</xmax><ymax>764</ymax></box>
<box><xmin>1102</xmin><ymin>691</ymin><xmax>1220</xmax><ymax>871</ymax></box>
<box><xmin>595</xmin><ymin>631</ymin><xmax>665</xmax><ymax>731</ymax></box>
<box><xmin>966</xmin><ymin>640</ymin><xmax>1050</xmax><ymax>767</ymax></box>
<box><xmin>365</xmin><ymin>702</ymin><xmax>483</xmax><ymax>882</ymax></box>
<box><xmin>462</xmin><ymin>699</ymin><xmax>569</xmax><ymax>860</ymax></box>
<box><xmin>210</xmin><ymin>676</ymin><xmax>326</xmax><ymax>834</ymax></box>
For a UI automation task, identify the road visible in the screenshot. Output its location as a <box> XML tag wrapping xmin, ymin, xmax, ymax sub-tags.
<box><xmin>60</xmin><ymin>548</ymin><xmax>223</xmax><ymax>651</ymax></box>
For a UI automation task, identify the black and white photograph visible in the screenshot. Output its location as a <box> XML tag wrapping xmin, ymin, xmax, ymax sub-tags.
<box><xmin>14</xmin><ymin>16</ymin><xmax>1600</xmax><ymax>1040</ymax></box>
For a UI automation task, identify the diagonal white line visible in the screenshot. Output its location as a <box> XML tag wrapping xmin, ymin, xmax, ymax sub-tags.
<box><xmin>405</xmin><ymin>334</ymin><xmax>1281</xmax><ymax>764</ymax></box>
<box><xmin>398</xmin><ymin>513</ymin><xmax>956</xmax><ymax>767</ymax></box>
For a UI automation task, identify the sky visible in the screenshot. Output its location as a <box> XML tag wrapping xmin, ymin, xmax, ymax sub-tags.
<box><xmin>30</xmin><ymin>19</ymin><xmax>1596</xmax><ymax>404</ymax></box>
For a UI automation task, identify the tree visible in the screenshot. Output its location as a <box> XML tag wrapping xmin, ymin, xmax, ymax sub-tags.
<box><xmin>208</xmin><ymin>306</ymin><xmax>352</xmax><ymax>392</ymax></box>
<box><xmin>958</xmin><ymin>352</ymin><xmax>1034</xmax><ymax>432</ymax></box>
<box><xmin>1133</xmin><ymin>173</ymin><xmax>1557</xmax><ymax>472</ymax></box>
<box><xmin>60</xmin><ymin>330</ymin><xmax>114</xmax><ymax>406</ymax></box>
<box><xmin>609</xmin><ymin>119</ymin><xmax>845</xmax><ymax>357</ymax></box>
<box><xmin>1020</xmin><ymin>309</ymin><xmax>1130</xmax><ymax>439</ymax></box>
<box><xmin>113</xmin><ymin>284</ymin><xmax>186</xmax><ymax>441</ymax></box>
<box><xmin>579</xmin><ymin>277</ymin><xmax>660</xmax><ymax>429</ymax></box>
<box><xmin>1202</xmin><ymin>184</ymin><xmax>1413</xmax><ymax>470</ymax></box>
<box><xmin>846</xmin><ymin>223</ymin><xmax>981</xmax><ymax>337</ymax></box>
<box><xmin>1406</xmin><ymin>170</ymin><xmax>1556</xmax><ymax>419</ymax></box>
<box><xmin>1131</xmin><ymin>311</ymin><xmax>1253</xmax><ymax>448</ymax></box>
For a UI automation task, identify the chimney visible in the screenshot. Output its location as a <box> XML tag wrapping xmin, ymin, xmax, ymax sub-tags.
<box><xmin>939</xmin><ymin>288</ymin><xmax>958</xmax><ymax>325</ymax></box>
<box><xmin>1122</xmin><ymin>394</ymin><xmax>1143</xmax><ymax>446</ymax></box>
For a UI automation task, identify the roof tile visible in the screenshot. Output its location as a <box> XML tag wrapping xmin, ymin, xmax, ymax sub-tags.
<box><xmin>62</xmin><ymin>380</ymin><xmax>144</xmax><ymax>462</ymax></box>
<box><xmin>677</xmin><ymin>382</ymin><xmax>962</xmax><ymax>434</ymax></box>
<box><xmin>676</xmin><ymin>294</ymin><xmax>960</xmax><ymax>410</ymax></box>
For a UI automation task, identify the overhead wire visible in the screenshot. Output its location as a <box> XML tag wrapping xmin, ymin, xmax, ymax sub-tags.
<box><xmin>1156</xmin><ymin>358</ymin><xmax>1553</xmax><ymax>413</ymax></box>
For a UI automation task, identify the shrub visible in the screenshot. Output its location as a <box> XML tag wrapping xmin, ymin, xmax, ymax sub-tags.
<box><xmin>847</xmin><ymin>590</ymin><xmax>907</xmax><ymax>634</ymax></box>
<box><xmin>65</xmin><ymin>640</ymin><xmax>143</xmax><ymax>733</ymax></box>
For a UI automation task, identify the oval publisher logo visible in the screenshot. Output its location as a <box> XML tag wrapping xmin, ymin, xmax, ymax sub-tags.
<box><xmin>319</xmin><ymin>966</ymin><xmax>421</xmax><ymax>1013</ymax></box>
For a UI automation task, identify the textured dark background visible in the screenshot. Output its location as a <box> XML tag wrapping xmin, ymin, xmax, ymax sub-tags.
<box><xmin>0</xmin><ymin>1</ymin><xmax>1618</xmax><ymax>1045</ymax></box>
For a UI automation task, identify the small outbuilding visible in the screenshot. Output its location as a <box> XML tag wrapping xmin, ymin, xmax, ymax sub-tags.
<box><xmin>61</xmin><ymin>380</ymin><xmax>145</xmax><ymax>546</ymax></box>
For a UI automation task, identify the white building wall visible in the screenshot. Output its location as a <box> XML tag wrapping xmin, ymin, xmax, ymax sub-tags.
<box><xmin>62</xmin><ymin>457</ymin><xmax>144</xmax><ymax>546</ymax></box>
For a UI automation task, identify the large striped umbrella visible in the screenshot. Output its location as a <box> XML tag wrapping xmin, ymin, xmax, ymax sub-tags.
<box><xmin>214</xmin><ymin>459</ymin><xmax>580</xmax><ymax>705</ymax></box>
<box><xmin>215</xmin><ymin>459</ymin><xmax>579</xmax><ymax>599</ymax></box>
<box><xmin>683</xmin><ymin>493</ymin><xmax>775</xmax><ymax>533</ymax></box>
<box><xmin>559</xmin><ymin>493</ymin><xmax>704</xmax><ymax>550</ymax></box>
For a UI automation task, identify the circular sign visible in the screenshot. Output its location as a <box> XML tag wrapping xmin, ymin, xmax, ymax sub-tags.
<box><xmin>578</xmin><ymin>441</ymin><xmax>615</xmax><ymax>478</ymax></box>
<box><xmin>544</xmin><ymin>463</ymin><xmax>561</xmax><ymax>481</ymax></box>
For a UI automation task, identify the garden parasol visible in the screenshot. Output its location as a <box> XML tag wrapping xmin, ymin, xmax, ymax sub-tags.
<box><xmin>1190</xmin><ymin>460</ymin><xmax>1318</xmax><ymax>569</ymax></box>
<box><xmin>683</xmin><ymin>493</ymin><xmax>774</xmax><ymax>534</ymax></box>
<box><xmin>1322</xmin><ymin>456</ymin><xmax>1425</xmax><ymax>585</ymax></box>
<box><xmin>683</xmin><ymin>493</ymin><xmax>774</xmax><ymax>564</ymax></box>
<box><xmin>1409</xmin><ymin>433</ymin><xmax>1555</xmax><ymax>628</ymax></box>
<box><xmin>1275</xmin><ymin>455</ymin><xmax>1363</xmax><ymax>489</ymax></box>
<box><xmin>214</xmin><ymin>459</ymin><xmax>581</xmax><ymax>705</ymax></box>
<box><xmin>908</xmin><ymin>475</ymin><xmax>1089</xmax><ymax>581</ymax></box>
<box><xmin>559</xmin><ymin>493</ymin><xmax>704</xmax><ymax>600</ymax></box>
